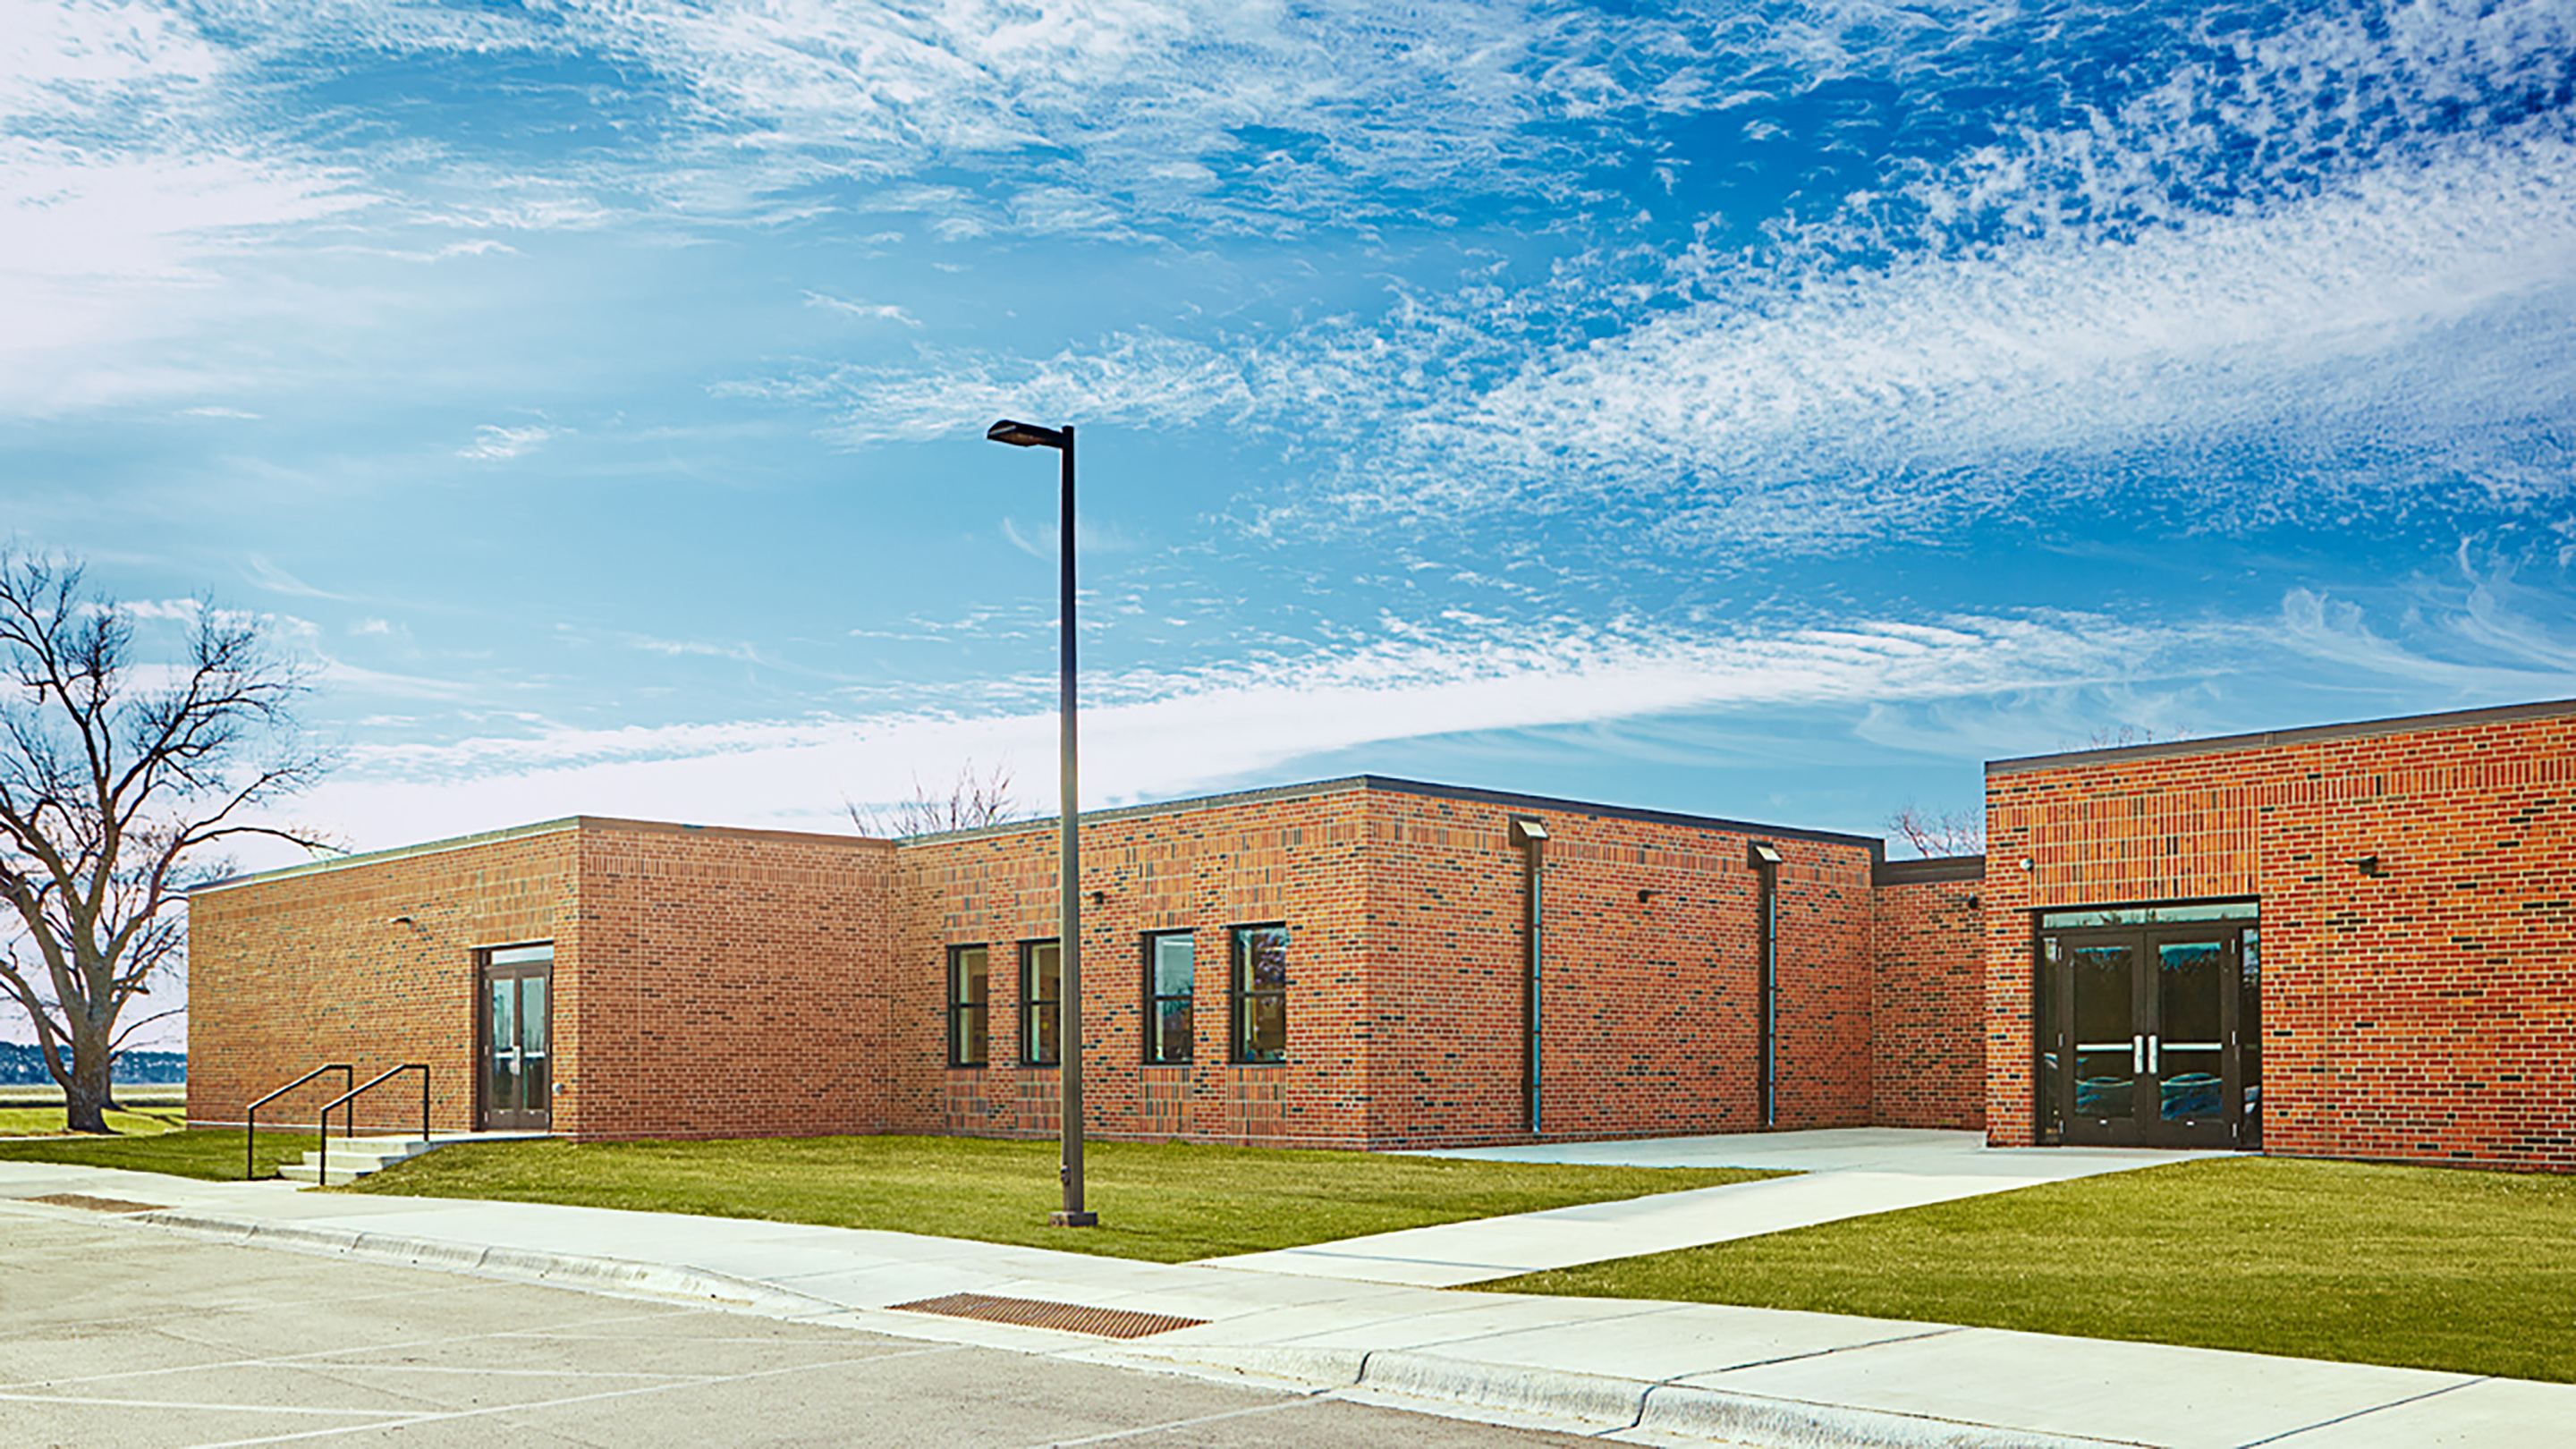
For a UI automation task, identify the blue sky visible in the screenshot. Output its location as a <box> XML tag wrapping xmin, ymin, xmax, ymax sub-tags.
<box><xmin>9</xmin><ymin>0</ymin><xmax>2576</xmax><ymax>893</ymax></box>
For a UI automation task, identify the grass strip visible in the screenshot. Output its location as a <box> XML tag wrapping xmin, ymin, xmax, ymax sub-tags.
<box><xmin>337</xmin><ymin>1134</ymin><xmax>1775</xmax><ymax>1263</ymax></box>
<box><xmin>0</xmin><ymin>1126</ymin><xmax>317</xmax><ymax>1180</ymax></box>
<box><xmin>0</xmin><ymin>1104</ymin><xmax>185</xmax><ymax>1138</ymax></box>
<box><xmin>1479</xmin><ymin>1156</ymin><xmax>2576</xmax><ymax>1384</ymax></box>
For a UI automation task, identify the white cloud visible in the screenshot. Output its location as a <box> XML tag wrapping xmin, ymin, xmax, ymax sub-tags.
<box><xmin>802</xmin><ymin>291</ymin><xmax>919</xmax><ymax>325</ymax></box>
<box><xmin>458</xmin><ymin>424</ymin><xmax>555</xmax><ymax>461</ymax></box>
<box><xmin>263</xmin><ymin>607</ymin><xmax>2221</xmax><ymax>852</ymax></box>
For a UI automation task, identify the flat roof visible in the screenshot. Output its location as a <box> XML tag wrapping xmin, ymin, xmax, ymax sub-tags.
<box><xmin>190</xmin><ymin>815</ymin><xmax>890</xmax><ymax>895</ymax></box>
<box><xmin>196</xmin><ymin>775</ymin><xmax>1885</xmax><ymax>894</ymax></box>
<box><xmin>1987</xmin><ymin>696</ymin><xmax>2576</xmax><ymax>776</ymax></box>
<box><xmin>908</xmin><ymin>774</ymin><xmax>1885</xmax><ymax>855</ymax></box>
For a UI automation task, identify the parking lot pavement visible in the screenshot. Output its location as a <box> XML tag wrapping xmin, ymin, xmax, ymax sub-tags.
<box><xmin>0</xmin><ymin>1207</ymin><xmax>1587</xmax><ymax>1449</ymax></box>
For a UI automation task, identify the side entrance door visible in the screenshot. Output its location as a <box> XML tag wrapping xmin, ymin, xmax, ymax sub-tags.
<box><xmin>2040</xmin><ymin>921</ymin><xmax>2255</xmax><ymax>1148</ymax></box>
<box><xmin>479</xmin><ymin>944</ymin><xmax>553</xmax><ymax>1131</ymax></box>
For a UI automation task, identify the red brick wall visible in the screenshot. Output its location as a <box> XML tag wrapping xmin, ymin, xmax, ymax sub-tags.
<box><xmin>1363</xmin><ymin>792</ymin><xmax>1877</xmax><ymax>1144</ymax></box>
<box><xmin>566</xmin><ymin>823</ymin><xmax>898</xmax><ymax>1140</ymax></box>
<box><xmin>895</xmin><ymin>790</ymin><xmax>1374</xmax><ymax>1148</ymax></box>
<box><xmin>187</xmin><ymin>825</ymin><xmax>576</xmax><ymax>1134</ymax></box>
<box><xmin>1986</xmin><ymin>705</ymin><xmax>2576</xmax><ymax>1170</ymax></box>
<box><xmin>1869</xmin><ymin>870</ymin><xmax>1987</xmax><ymax>1130</ymax></box>
<box><xmin>894</xmin><ymin>783</ymin><xmax>1880</xmax><ymax>1149</ymax></box>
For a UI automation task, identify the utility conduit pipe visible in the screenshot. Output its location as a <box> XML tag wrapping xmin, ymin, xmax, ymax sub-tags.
<box><xmin>1511</xmin><ymin>817</ymin><xmax>1549</xmax><ymax>1135</ymax></box>
<box><xmin>1748</xmin><ymin>841</ymin><xmax>1781</xmax><ymax>1128</ymax></box>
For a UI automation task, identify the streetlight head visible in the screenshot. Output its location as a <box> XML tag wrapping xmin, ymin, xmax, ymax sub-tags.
<box><xmin>987</xmin><ymin>418</ymin><xmax>1069</xmax><ymax>450</ymax></box>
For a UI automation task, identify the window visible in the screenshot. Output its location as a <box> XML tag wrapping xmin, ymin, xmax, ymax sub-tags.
<box><xmin>1021</xmin><ymin>939</ymin><xmax>1062</xmax><ymax>1066</ymax></box>
<box><xmin>1143</xmin><ymin>932</ymin><xmax>1194</xmax><ymax>1064</ymax></box>
<box><xmin>947</xmin><ymin>945</ymin><xmax>988</xmax><ymax>1067</ymax></box>
<box><xmin>1229</xmin><ymin>924</ymin><xmax>1288</xmax><ymax>1064</ymax></box>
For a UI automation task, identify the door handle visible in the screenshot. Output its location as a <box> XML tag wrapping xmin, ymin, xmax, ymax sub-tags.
<box><xmin>2148</xmin><ymin>1035</ymin><xmax>2160</xmax><ymax>1073</ymax></box>
<box><xmin>2133</xmin><ymin>1035</ymin><xmax>2145</xmax><ymax>1073</ymax></box>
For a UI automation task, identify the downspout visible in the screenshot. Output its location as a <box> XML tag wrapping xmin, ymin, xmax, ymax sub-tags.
<box><xmin>1511</xmin><ymin>818</ymin><xmax>1550</xmax><ymax>1135</ymax></box>
<box><xmin>1749</xmin><ymin>842</ymin><xmax>1781</xmax><ymax>1128</ymax></box>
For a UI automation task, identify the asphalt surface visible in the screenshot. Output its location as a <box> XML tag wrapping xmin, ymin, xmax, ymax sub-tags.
<box><xmin>0</xmin><ymin>1209</ymin><xmax>1585</xmax><ymax>1449</ymax></box>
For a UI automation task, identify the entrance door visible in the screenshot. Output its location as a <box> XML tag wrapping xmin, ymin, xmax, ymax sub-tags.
<box><xmin>480</xmin><ymin>944</ymin><xmax>552</xmax><ymax>1131</ymax></box>
<box><xmin>2039</xmin><ymin>911</ymin><xmax>2257</xmax><ymax>1148</ymax></box>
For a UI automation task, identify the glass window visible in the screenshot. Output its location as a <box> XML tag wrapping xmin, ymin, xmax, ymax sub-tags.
<box><xmin>948</xmin><ymin>945</ymin><xmax>988</xmax><ymax>1068</ymax></box>
<box><xmin>1230</xmin><ymin>924</ymin><xmax>1289</xmax><ymax>1064</ymax></box>
<box><xmin>2038</xmin><ymin>900</ymin><xmax>2258</xmax><ymax>928</ymax></box>
<box><xmin>1021</xmin><ymin>940</ymin><xmax>1062</xmax><ymax>1066</ymax></box>
<box><xmin>1144</xmin><ymin>932</ymin><xmax>1194</xmax><ymax>1064</ymax></box>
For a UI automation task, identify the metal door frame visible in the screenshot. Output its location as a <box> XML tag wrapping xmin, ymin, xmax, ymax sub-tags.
<box><xmin>478</xmin><ymin>945</ymin><xmax>554</xmax><ymax>1131</ymax></box>
<box><xmin>2038</xmin><ymin>909</ymin><xmax>2255</xmax><ymax>1149</ymax></box>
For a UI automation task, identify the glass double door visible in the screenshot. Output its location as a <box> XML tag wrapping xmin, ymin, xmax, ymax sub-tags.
<box><xmin>480</xmin><ymin>945</ymin><xmax>552</xmax><ymax>1131</ymax></box>
<box><xmin>2040</xmin><ymin>922</ymin><xmax>2257</xmax><ymax>1148</ymax></box>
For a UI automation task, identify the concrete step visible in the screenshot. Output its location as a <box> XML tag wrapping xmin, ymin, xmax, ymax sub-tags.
<box><xmin>279</xmin><ymin>1137</ymin><xmax>436</xmax><ymax>1186</ymax></box>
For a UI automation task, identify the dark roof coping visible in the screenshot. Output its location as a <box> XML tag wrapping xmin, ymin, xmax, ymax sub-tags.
<box><xmin>191</xmin><ymin>815</ymin><xmax>888</xmax><ymax>894</ymax></box>
<box><xmin>1987</xmin><ymin>696</ymin><xmax>2576</xmax><ymax>776</ymax></box>
<box><xmin>1874</xmin><ymin>855</ymin><xmax>1987</xmax><ymax>886</ymax></box>
<box><xmin>907</xmin><ymin>774</ymin><xmax>1885</xmax><ymax>857</ymax></box>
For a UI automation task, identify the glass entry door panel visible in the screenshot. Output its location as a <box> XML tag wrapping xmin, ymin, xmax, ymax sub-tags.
<box><xmin>2157</xmin><ymin>942</ymin><xmax>2225</xmax><ymax>1123</ymax></box>
<box><xmin>2039</xmin><ymin>913</ymin><xmax>2253</xmax><ymax>1149</ymax></box>
<box><xmin>480</xmin><ymin>944</ymin><xmax>553</xmax><ymax>1131</ymax></box>
<box><xmin>2071</xmin><ymin>945</ymin><xmax>2138</xmax><ymax>1123</ymax></box>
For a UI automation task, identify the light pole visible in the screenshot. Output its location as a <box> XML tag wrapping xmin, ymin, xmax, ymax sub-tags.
<box><xmin>984</xmin><ymin>417</ymin><xmax>1096</xmax><ymax>1228</ymax></box>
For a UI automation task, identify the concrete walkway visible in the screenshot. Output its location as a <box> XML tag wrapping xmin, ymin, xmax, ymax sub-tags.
<box><xmin>2</xmin><ymin>1140</ymin><xmax>2565</xmax><ymax>1446</ymax></box>
<box><xmin>1207</xmin><ymin>1129</ymin><xmax>2232</xmax><ymax>1286</ymax></box>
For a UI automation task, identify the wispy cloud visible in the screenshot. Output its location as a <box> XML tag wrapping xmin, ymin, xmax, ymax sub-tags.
<box><xmin>458</xmin><ymin>424</ymin><xmax>555</xmax><ymax>461</ymax></box>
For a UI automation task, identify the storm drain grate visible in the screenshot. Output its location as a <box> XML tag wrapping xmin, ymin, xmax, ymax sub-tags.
<box><xmin>26</xmin><ymin>1192</ymin><xmax>166</xmax><ymax>1214</ymax></box>
<box><xmin>890</xmin><ymin>1292</ymin><xmax>1207</xmax><ymax>1339</ymax></box>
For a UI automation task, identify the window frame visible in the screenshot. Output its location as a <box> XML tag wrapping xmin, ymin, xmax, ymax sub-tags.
<box><xmin>1228</xmin><ymin>923</ymin><xmax>1290</xmax><ymax>1065</ymax></box>
<box><xmin>946</xmin><ymin>945</ymin><xmax>989</xmax><ymax>1069</ymax></box>
<box><xmin>1020</xmin><ymin>938</ymin><xmax>1063</xmax><ymax>1067</ymax></box>
<box><xmin>1142</xmin><ymin>930</ymin><xmax>1196</xmax><ymax>1065</ymax></box>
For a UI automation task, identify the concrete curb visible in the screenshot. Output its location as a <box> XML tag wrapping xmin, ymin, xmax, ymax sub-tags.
<box><xmin>135</xmin><ymin>1209</ymin><xmax>839</xmax><ymax>1319</ymax></box>
<box><xmin>1122</xmin><ymin>1345</ymin><xmax>2138</xmax><ymax>1448</ymax></box>
<box><xmin>1634</xmin><ymin>1381</ymin><xmax>2139</xmax><ymax>1449</ymax></box>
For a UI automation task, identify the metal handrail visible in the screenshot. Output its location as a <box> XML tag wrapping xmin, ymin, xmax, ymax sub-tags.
<box><xmin>245</xmin><ymin>1064</ymin><xmax>352</xmax><ymax>1181</ymax></box>
<box><xmin>313</xmin><ymin>1064</ymin><xmax>429</xmax><ymax>1187</ymax></box>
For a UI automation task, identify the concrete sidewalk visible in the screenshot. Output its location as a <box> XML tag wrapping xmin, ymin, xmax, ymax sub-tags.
<box><xmin>1206</xmin><ymin>1129</ymin><xmax>2231</xmax><ymax>1286</ymax></box>
<box><xmin>2</xmin><ymin>1153</ymin><xmax>2563</xmax><ymax>1446</ymax></box>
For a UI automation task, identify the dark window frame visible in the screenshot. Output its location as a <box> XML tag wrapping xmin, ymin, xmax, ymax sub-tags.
<box><xmin>1020</xmin><ymin>938</ymin><xmax>1063</xmax><ymax>1067</ymax></box>
<box><xmin>1142</xmin><ymin>930</ymin><xmax>1196</xmax><ymax>1065</ymax></box>
<box><xmin>946</xmin><ymin>944</ymin><xmax>988</xmax><ymax>1068</ymax></box>
<box><xmin>1229</xmin><ymin>923</ymin><xmax>1290</xmax><ymax>1065</ymax></box>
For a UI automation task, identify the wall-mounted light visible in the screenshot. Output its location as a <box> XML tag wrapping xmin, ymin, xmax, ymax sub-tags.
<box><xmin>387</xmin><ymin>914</ymin><xmax>413</xmax><ymax>925</ymax></box>
<box><xmin>1746</xmin><ymin>843</ymin><xmax>1782</xmax><ymax>869</ymax></box>
<box><xmin>2020</xmin><ymin>857</ymin><xmax>2035</xmax><ymax>873</ymax></box>
<box><xmin>2351</xmin><ymin>855</ymin><xmax>2382</xmax><ymax>877</ymax></box>
<box><xmin>1637</xmin><ymin>888</ymin><xmax>1660</xmax><ymax>903</ymax></box>
<box><xmin>1088</xmin><ymin>889</ymin><xmax>1106</xmax><ymax>906</ymax></box>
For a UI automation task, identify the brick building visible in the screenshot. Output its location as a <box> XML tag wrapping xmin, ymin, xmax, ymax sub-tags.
<box><xmin>1985</xmin><ymin>697</ymin><xmax>2575</xmax><ymax>1172</ymax></box>
<box><xmin>188</xmin><ymin>776</ymin><xmax>1983</xmax><ymax>1149</ymax></box>
<box><xmin>189</xmin><ymin>697</ymin><xmax>2572</xmax><ymax>1171</ymax></box>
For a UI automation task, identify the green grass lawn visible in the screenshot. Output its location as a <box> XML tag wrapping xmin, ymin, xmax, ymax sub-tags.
<box><xmin>0</xmin><ymin>1124</ymin><xmax>318</xmax><ymax>1180</ymax></box>
<box><xmin>335</xmin><ymin>1134</ymin><xmax>1775</xmax><ymax>1264</ymax></box>
<box><xmin>1481</xmin><ymin>1156</ymin><xmax>2576</xmax><ymax>1384</ymax></box>
<box><xmin>0</xmin><ymin>1103</ymin><xmax>185</xmax><ymax>1137</ymax></box>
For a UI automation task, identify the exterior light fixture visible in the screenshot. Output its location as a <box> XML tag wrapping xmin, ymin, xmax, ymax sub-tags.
<box><xmin>2351</xmin><ymin>855</ymin><xmax>2382</xmax><ymax>877</ymax></box>
<box><xmin>985</xmin><ymin>416</ymin><xmax>1096</xmax><ymax>1230</ymax></box>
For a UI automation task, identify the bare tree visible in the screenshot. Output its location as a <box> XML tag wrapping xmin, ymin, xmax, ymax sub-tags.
<box><xmin>847</xmin><ymin>758</ymin><xmax>1029</xmax><ymax>837</ymax></box>
<box><xmin>0</xmin><ymin>554</ymin><xmax>326</xmax><ymax>1132</ymax></box>
<box><xmin>1887</xmin><ymin>803</ymin><xmax>1985</xmax><ymax>860</ymax></box>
